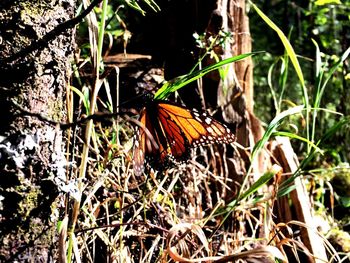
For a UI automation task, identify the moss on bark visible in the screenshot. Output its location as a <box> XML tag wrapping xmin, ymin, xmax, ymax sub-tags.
<box><xmin>0</xmin><ymin>0</ymin><xmax>75</xmax><ymax>261</ymax></box>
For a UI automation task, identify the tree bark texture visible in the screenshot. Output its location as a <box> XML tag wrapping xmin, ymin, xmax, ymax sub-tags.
<box><xmin>0</xmin><ymin>1</ymin><xmax>74</xmax><ymax>261</ymax></box>
<box><xmin>211</xmin><ymin>0</ymin><xmax>266</xmax><ymax>183</ymax></box>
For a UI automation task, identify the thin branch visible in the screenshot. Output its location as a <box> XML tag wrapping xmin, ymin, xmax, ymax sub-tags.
<box><xmin>12</xmin><ymin>100</ymin><xmax>134</xmax><ymax>130</ymax></box>
<box><xmin>75</xmin><ymin>221</ymin><xmax>169</xmax><ymax>234</ymax></box>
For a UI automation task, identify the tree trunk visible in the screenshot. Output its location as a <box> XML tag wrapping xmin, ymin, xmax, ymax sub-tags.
<box><xmin>213</xmin><ymin>0</ymin><xmax>266</xmax><ymax>182</ymax></box>
<box><xmin>0</xmin><ymin>1</ymin><xmax>74</xmax><ymax>261</ymax></box>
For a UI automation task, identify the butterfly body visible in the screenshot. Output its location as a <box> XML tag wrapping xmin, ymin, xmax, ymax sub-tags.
<box><xmin>133</xmin><ymin>100</ymin><xmax>235</xmax><ymax>176</ymax></box>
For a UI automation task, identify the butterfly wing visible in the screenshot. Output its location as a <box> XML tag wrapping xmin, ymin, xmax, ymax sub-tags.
<box><xmin>156</xmin><ymin>103</ymin><xmax>191</xmax><ymax>160</ymax></box>
<box><xmin>133</xmin><ymin>107</ymin><xmax>159</xmax><ymax>177</ymax></box>
<box><xmin>156</xmin><ymin>102</ymin><xmax>235</xmax><ymax>148</ymax></box>
<box><xmin>133</xmin><ymin>100</ymin><xmax>236</xmax><ymax>176</ymax></box>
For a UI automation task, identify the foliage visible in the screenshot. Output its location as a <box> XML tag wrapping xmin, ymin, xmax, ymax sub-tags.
<box><xmin>154</xmin><ymin>52</ymin><xmax>258</xmax><ymax>100</ymax></box>
<box><xmin>251</xmin><ymin>1</ymin><xmax>350</xmax><ymax>260</ymax></box>
<box><xmin>252</xmin><ymin>0</ymin><xmax>350</xmax><ymax>173</ymax></box>
<box><xmin>252</xmin><ymin>0</ymin><xmax>350</xmax><ymax>120</ymax></box>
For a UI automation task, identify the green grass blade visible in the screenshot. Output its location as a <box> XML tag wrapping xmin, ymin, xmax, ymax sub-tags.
<box><xmin>97</xmin><ymin>0</ymin><xmax>108</xmax><ymax>72</ymax></box>
<box><xmin>125</xmin><ymin>0</ymin><xmax>160</xmax><ymax>15</ymax></box>
<box><xmin>319</xmin><ymin>46</ymin><xmax>350</xmax><ymax>100</ymax></box>
<box><xmin>311</xmin><ymin>39</ymin><xmax>324</xmax><ymax>143</ymax></box>
<box><xmin>267</xmin><ymin>60</ymin><xmax>279</xmax><ymax>113</ymax></box>
<box><xmin>311</xmin><ymin>42</ymin><xmax>350</xmax><ymax>144</ymax></box>
<box><xmin>238</xmin><ymin>169</ymin><xmax>276</xmax><ymax>201</ymax></box>
<box><xmin>154</xmin><ymin>52</ymin><xmax>260</xmax><ymax>100</ymax></box>
<box><xmin>232</xmin><ymin>106</ymin><xmax>304</xmax><ymax>205</ymax></box>
<box><xmin>250</xmin><ymin>1</ymin><xmax>305</xmax><ymax>89</ymax></box>
<box><xmin>315</xmin><ymin>115</ymin><xmax>350</xmax><ymax>144</ymax></box>
<box><xmin>272</xmin><ymin>131</ymin><xmax>323</xmax><ymax>153</ymax></box>
<box><xmin>278</xmin><ymin>53</ymin><xmax>289</xmax><ymax>112</ymax></box>
<box><xmin>278</xmin><ymin>116</ymin><xmax>350</xmax><ymax>194</ymax></box>
<box><xmin>277</xmin><ymin>185</ymin><xmax>296</xmax><ymax>197</ymax></box>
<box><xmin>249</xmin><ymin>1</ymin><xmax>310</xmax><ymax>152</ymax></box>
<box><xmin>250</xmin><ymin>106</ymin><xmax>304</xmax><ymax>162</ymax></box>
<box><xmin>70</xmin><ymin>86</ymin><xmax>90</xmax><ymax>113</ymax></box>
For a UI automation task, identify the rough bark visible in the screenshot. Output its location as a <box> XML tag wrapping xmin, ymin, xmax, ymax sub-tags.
<box><xmin>270</xmin><ymin>137</ymin><xmax>328</xmax><ymax>262</ymax></box>
<box><xmin>0</xmin><ymin>1</ymin><xmax>74</xmax><ymax>261</ymax></box>
<box><xmin>213</xmin><ymin>0</ymin><xmax>266</xmax><ymax>182</ymax></box>
<box><xmin>191</xmin><ymin>0</ymin><xmax>266</xmax><ymax>194</ymax></box>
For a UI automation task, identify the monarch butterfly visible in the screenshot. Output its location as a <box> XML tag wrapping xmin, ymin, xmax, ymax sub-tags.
<box><xmin>133</xmin><ymin>100</ymin><xmax>235</xmax><ymax>176</ymax></box>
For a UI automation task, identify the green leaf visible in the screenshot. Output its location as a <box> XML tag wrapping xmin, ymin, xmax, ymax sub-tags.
<box><xmin>238</xmin><ymin>169</ymin><xmax>277</xmax><ymax>201</ymax></box>
<box><xmin>154</xmin><ymin>52</ymin><xmax>260</xmax><ymax>100</ymax></box>
<box><xmin>250</xmin><ymin>1</ymin><xmax>311</xmax><ymax>151</ymax></box>
<box><xmin>70</xmin><ymin>86</ymin><xmax>90</xmax><ymax>113</ymax></box>
<box><xmin>278</xmin><ymin>116</ymin><xmax>350</xmax><ymax>193</ymax></box>
<box><xmin>340</xmin><ymin>196</ymin><xmax>350</xmax><ymax>208</ymax></box>
<box><xmin>124</xmin><ymin>0</ymin><xmax>160</xmax><ymax>15</ymax></box>
<box><xmin>234</xmin><ymin>106</ymin><xmax>304</xmax><ymax>202</ymax></box>
<box><xmin>249</xmin><ymin>1</ymin><xmax>305</xmax><ymax>89</ymax></box>
<box><xmin>315</xmin><ymin>0</ymin><xmax>342</xmax><ymax>6</ymax></box>
<box><xmin>250</xmin><ymin>106</ymin><xmax>304</xmax><ymax>162</ymax></box>
<box><xmin>277</xmin><ymin>185</ymin><xmax>296</xmax><ymax>197</ymax></box>
<box><xmin>57</xmin><ymin>216</ymin><xmax>68</xmax><ymax>233</ymax></box>
<box><xmin>319</xmin><ymin>46</ymin><xmax>350</xmax><ymax>101</ymax></box>
<box><xmin>272</xmin><ymin>131</ymin><xmax>323</xmax><ymax>153</ymax></box>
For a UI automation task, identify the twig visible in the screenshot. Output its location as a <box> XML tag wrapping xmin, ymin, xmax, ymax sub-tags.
<box><xmin>75</xmin><ymin>221</ymin><xmax>169</xmax><ymax>234</ymax></box>
<box><xmin>12</xmin><ymin>100</ymin><xmax>132</xmax><ymax>129</ymax></box>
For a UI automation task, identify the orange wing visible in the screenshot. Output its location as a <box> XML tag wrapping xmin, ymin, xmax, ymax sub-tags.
<box><xmin>156</xmin><ymin>102</ymin><xmax>235</xmax><ymax>147</ymax></box>
<box><xmin>133</xmin><ymin>101</ymin><xmax>235</xmax><ymax>176</ymax></box>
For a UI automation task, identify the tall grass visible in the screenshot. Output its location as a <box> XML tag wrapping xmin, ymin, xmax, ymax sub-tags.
<box><xmin>66</xmin><ymin>0</ymin><xmax>118</xmax><ymax>261</ymax></box>
<box><xmin>250</xmin><ymin>0</ymin><xmax>350</xmax><ymax>191</ymax></box>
